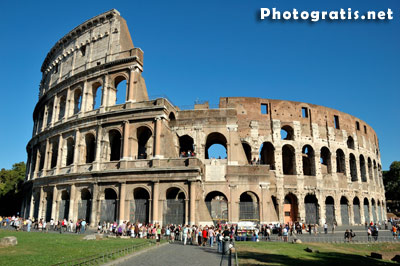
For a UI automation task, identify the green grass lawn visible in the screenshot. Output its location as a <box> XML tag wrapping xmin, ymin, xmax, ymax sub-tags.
<box><xmin>235</xmin><ymin>241</ymin><xmax>400</xmax><ymax>266</ymax></box>
<box><xmin>0</xmin><ymin>229</ymin><xmax>154</xmax><ymax>266</ymax></box>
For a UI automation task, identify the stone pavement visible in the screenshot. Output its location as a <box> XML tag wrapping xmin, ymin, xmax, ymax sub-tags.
<box><xmin>117</xmin><ymin>242</ymin><xmax>230</xmax><ymax>266</ymax></box>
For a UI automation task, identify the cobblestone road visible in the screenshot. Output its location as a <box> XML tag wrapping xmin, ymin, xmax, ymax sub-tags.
<box><xmin>118</xmin><ymin>242</ymin><xmax>230</xmax><ymax>266</ymax></box>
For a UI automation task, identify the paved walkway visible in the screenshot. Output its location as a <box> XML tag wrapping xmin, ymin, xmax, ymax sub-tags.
<box><xmin>117</xmin><ymin>242</ymin><xmax>230</xmax><ymax>266</ymax></box>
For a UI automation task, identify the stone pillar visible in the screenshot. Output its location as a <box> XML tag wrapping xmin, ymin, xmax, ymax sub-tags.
<box><xmin>295</xmin><ymin>151</ymin><xmax>303</xmax><ymax>176</ymax></box>
<box><xmin>94</xmin><ymin>125</ymin><xmax>103</xmax><ymax>171</ymax></box>
<box><xmin>55</xmin><ymin>135</ymin><xmax>63</xmax><ymax>175</ymax></box>
<box><xmin>229</xmin><ymin>185</ymin><xmax>238</xmax><ymax>223</ymax></box>
<box><xmin>298</xmin><ymin>194</ymin><xmax>306</xmax><ymax>223</ymax></box>
<box><xmin>348</xmin><ymin>201</ymin><xmax>354</xmax><ymax>225</ymax></box>
<box><xmin>29</xmin><ymin>192</ymin><xmax>35</xmax><ymax>219</ymax></box>
<box><xmin>119</xmin><ymin>182</ymin><xmax>126</xmax><ymax>223</ymax></box>
<box><xmin>65</xmin><ymin>87</ymin><xmax>72</xmax><ymax>119</ymax></box>
<box><xmin>127</xmin><ymin>65</ymin><xmax>148</xmax><ymax>102</ymax></box>
<box><xmin>42</xmin><ymin>104</ymin><xmax>49</xmax><ymax>130</ymax></box>
<box><xmin>152</xmin><ymin>182</ymin><xmax>160</xmax><ymax>224</ymax></box>
<box><xmin>122</xmin><ymin>121</ymin><xmax>130</xmax><ymax>160</ymax></box>
<box><xmin>38</xmin><ymin>187</ymin><xmax>44</xmax><ymax>220</ymax></box>
<box><xmin>154</xmin><ymin>117</ymin><xmax>162</xmax><ymax>158</ymax></box>
<box><xmin>90</xmin><ymin>183</ymin><xmax>99</xmax><ymax>227</ymax></box>
<box><xmin>185</xmin><ymin>199</ymin><xmax>189</xmax><ymax>225</ymax></box>
<box><xmin>189</xmin><ymin>181</ymin><xmax>196</xmax><ymax>225</ymax></box>
<box><xmin>68</xmin><ymin>184</ymin><xmax>76</xmax><ymax>222</ymax></box>
<box><xmin>51</xmin><ymin>186</ymin><xmax>58</xmax><ymax>221</ymax></box>
<box><xmin>359</xmin><ymin>200</ymin><xmax>365</xmax><ymax>224</ymax></box>
<box><xmin>334</xmin><ymin>197</ymin><xmax>341</xmax><ymax>226</ymax></box>
<box><xmin>43</xmin><ymin>139</ymin><xmax>50</xmax><ymax>175</ymax></box>
<box><xmin>72</xmin><ymin>130</ymin><xmax>80</xmax><ymax>172</ymax></box>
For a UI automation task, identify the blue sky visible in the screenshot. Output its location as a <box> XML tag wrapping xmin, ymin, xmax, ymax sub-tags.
<box><xmin>0</xmin><ymin>0</ymin><xmax>398</xmax><ymax>170</ymax></box>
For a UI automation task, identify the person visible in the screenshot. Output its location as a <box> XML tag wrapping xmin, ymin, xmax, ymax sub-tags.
<box><xmin>350</xmin><ymin>229</ymin><xmax>355</xmax><ymax>242</ymax></box>
<box><xmin>372</xmin><ymin>226</ymin><xmax>378</xmax><ymax>241</ymax></box>
<box><xmin>266</xmin><ymin>226</ymin><xmax>271</xmax><ymax>241</ymax></box>
<box><xmin>202</xmin><ymin>227</ymin><xmax>208</xmax><ymax>246</ymax></box>
<box><xmin>183</xmin><ymin>225</ymin><xmax>188</xmax><ymax>245</ymax></box>
<box><xmin>344</xmin><ymin>229</ymin><xmax>350</xmax><ymax>242</ymax></box>
<box><xmin>308</xmin><ymin>224</ymin><xmax>312</xmax><ymax>235</ymax></box>
<box><xmin>367</xmin><ymin>227</ymin><xmax>372</xmax><ymax>241</ymax></box>
<box><xmin>332</xmin><ymin>221</ymin><xmax>336</xmax><ymax>234</ymax></box>
<box><xmin>81</xmin><ymin>220</ymin><xmax>86</xmax><ymax>234</ymax></box>
<box><xmin>216</xmin><ymin>230</ymin><xmax>223</xmax><ymax>253</ymax></box>
<box><xmin>27</xmin><ymin>218</ymin><xmax>32</xmax><ymax>232</ymax></box>
<box><xmin>324</xmin><ymin>223</ymin><xmax>328</xmax><ymax>234</ymax></box>
<box><xmin>156</xmin><ymin>225</ymin><xmax>161</xmax><ymax>245</ymax></box>
<box><xmin>208</xmin><ymin>227</ymin><xmax>215</xmax><ymax>247</ymax></box>
<box><xmin>282</xmin><ymin>227</ymin><xmax>288</xmax><ymax>242</ymax></box>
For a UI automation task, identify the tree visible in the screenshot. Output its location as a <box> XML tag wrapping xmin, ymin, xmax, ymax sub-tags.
<box><xmin>383</xmin><ymin>161</ymin><xmax>400</xmax><ymax>201</ymax></box>
<box><xmin>0</xmin><ymin>162</ymin><xmax>26</xmax><ymax>215</ymax></box>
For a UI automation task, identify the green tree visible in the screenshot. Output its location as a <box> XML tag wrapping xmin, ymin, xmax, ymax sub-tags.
<box><xmin>0</xmin><ymin>162</ymin><xmax>26</xmax><ymax>215</ymax></box>
<box><xmin>383</xmin><ymin>161</ymin><xmax>400</xmax><ymax>201</ymax></box>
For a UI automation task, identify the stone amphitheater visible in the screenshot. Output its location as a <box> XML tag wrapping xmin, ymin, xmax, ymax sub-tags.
<box><xmin>21</xmin><ymin>9</ymin><xmax>386</xmax><ymax>227</ymax></box>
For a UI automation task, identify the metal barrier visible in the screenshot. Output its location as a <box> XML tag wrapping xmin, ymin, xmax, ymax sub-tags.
<box><xmin>258</xmin><ymin>235</ymin><xmax>400</xmax><ymax>243</ymax></box>
<box><xmin>51</xmin><ymin>240</ymin><xmax>156</xmax><ymax>266</ymax></box>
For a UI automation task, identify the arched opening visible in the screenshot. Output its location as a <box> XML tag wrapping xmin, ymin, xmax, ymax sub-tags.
<box><xmin>377</xmin><ymin>200</ymin><xmax>382</xmax><ymax>222</ymax></box>
<box><xmin>205</xmin><ymin>132</ymin><xmax>227</xmax><ymax>159</ymax></box>
<box><xmin>50</xmin><ymin>139</ymin><xmax>59</xmax><ymax>169</ymax></box>
<box><xmin>47</xmin><ymin>102</ymin><xmax>53</xmax><ymax>126</ymax></box>
<box><xmin>78</xmin><ymin>189</ymin><xmax>92</xmax><ymax>223</ymax></box>
<box><xmin>304</xmin><ymin>194</ymin><xmax>319</xmax><ymax>224</ymax></box>
<box><xmin>242</xmin><ymin>142</ymin><xmax>251</xmax><ymax>164</ymax></box>
<box><xmin>259</xmin><ymin>142</ymin><xmax>275</xmax><ymax>170</ymax></box>
<box><xmin>325</xmin><ymin>196</ymin><xmax>335</xmax><ymax>225</ymax></box>
<box><xmin>137</xmin><ymin>126</ymin><xmax>152</xmax><ymax>159</ymax></box>
<box><xmin>367</xmin><ymin>158</ymin><xmax>373</xmax><ymax>181</ymax></box>
<box><xmin>92</xmin><ymin>83</ymin><xmax>102</xmax><ymax>110</ymax></box>
<box><xmin>282</xmin><ymin>144</ymin><xmax>296</xmax><ymax>175</ymax></box>
<box><xmin>58</xmin><ymin>95</ymin><xmax>66</xmax><ymax>120</ymax></box>
<box><xmin>131</xmin><ymin>188</ymin><xmax>150</xmax><ymax>224</ymax></box>
<box><xmin>349</xmin><ymin>153</ymin><xmax>358</xmax><ymax>181</ymax></box>
<box><xmin>37</xmin><ymin>109</ymin><xmax>45</xmax><ymax>132</ymax></box>
<box><xmin>45</xmin><ymin>192</ymin><xmax>53</xmax><ymax>222</ymax></box>
<box><xmin>33</xmin><ymin>192</ymin><xmax>40</xmax><ymax>220</ymax></box>
<box><xmin>38</xmin><ymin>145</ymin><xmax>46</xmax><ymax>171</ymax></box>
<box><xmin>360</xmin><ymin>155</ymin><xmax>367</xmax><ymax>182</ymax></box>
<box><xmin>371</xmin><ymin>199</ymin><xmax>377</xmax><ymax>223</ymax></box>
<box><xmin>364</xmin><ymin>198</ymin><xmax>370</xmax><ymax>224</ymax></box>
<box><xmin>100</xmin><ymin>188</ymin><xmax>117</xmax><ymax>223</ymax></box>
<box><xmin>114</xmin><ymin>76</ymin><xmax>127</xmax><ymax>105</ymax></box>
<box><xmin>281</xmin><ymin>125</ymin><xmax>294</xmax><ymax>140</ymax></box>
<box><xmin>73</xmin><ymin>89</ymin><xmax>82</xmax><ymax>114</ymax></box>
<box><xmin>347</xmin><ymin>136</ymin><xmax>355</xmax><ymax>149</ymax></box>
<box><xmin>163</xmin><ymin>187</ymin><xmax>186</xmax><ymax>225</ymax></box>
<box><xmin>59</xmin><ymin>190</ymin><xmax>70</xmax><ymax>220</ymax></box>
<box><xmin>109</xmin><ymin>130</ymin><xmax>121</xmax><ymax>161</ymax></box>
<box><xmin>85</xmin><ymin>133</ymin><xmax>96</xmax><ymax>163</ymax></box>
<box><xmin>340</xmin><ymin>196</ymin><xmax>349</xmax><ymax>225</ymax></box>
<box><xmin>320</xmin><ymin>147</ymin><xmax>332</xmax><ymax>174</ymax></box>
<box><xmin>179</xmin><ymin>135</ymin><xmax>194</xmax><ymax>157</ymax></box>
<box><xmin>353</xmin><ymin>197</ymin><xmax>361</xmax><ymax>224</ymax></box>
<box><xmin>302</xmin><ymin>145</ymin><xmax>315</xmax><ymax>176</ymax></box>
<box><xmin>284</xmin><ymin>193</ymin><xmax>298</xmax><ymax>223</ymax></box>
<box><xmin>239</xmin><ymin>191</ymin><xmax>260</xmax><ymax>222</ymax></box>
<box><xmin>205</xmin><ymin>191</ymin><xmax>228</xmax><ymax>225</ymax></box>
<box><xmin>66</xmin><ymin>138</ymin><xmax>74</xmax><ymax>166</ymax></box>
<box><xmin>336</xmin><ymin>149</ymin><xmax>346</xmax><ymax>174</ymax></box>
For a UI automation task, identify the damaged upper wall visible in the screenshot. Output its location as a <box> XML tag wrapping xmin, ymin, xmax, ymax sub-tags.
<box><xmin>39</xmin><ymin>9</ymin><xmax>136</xmax><ymax>97</ymax></box>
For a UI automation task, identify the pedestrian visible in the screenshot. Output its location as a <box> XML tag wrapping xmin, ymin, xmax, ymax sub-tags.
<box><xmin>324</xmin><ymin>223</ymin><xmax>328</xmax><ymax>234</ymax></box>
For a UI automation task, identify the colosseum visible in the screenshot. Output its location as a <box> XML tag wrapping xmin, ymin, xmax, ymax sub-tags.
<box><xmin>21</xmin><ymin>9</ymin><xmax>386</xmax><ymax>227</ymax></box>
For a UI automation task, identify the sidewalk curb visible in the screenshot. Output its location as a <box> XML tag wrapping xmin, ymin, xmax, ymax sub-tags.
<box><xmin>102</xmin><ymin>242</ymin><xmax>169</xmax><ymax>266</ymax></box>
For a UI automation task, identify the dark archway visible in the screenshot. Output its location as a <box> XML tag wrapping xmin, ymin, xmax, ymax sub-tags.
<box><xmin>325</xmin><ymin>196</ymin><xmax>335</xmax><ymax>225</ymax></box>
<box><xmin>242</xmin><ymin>142</ymin><xmax>251</xmax><ymax>164</ymax></box>
<box><xmin>205</xmin><ymin>191</ymin><xmax>228</xmax><ymax>225</ymax></box>
<box><xmin>304</xmin><ymin>194</ymin><xmax>319</xmax><ymax>224</ymax></box>
<box><xmin>59</xmin><ymin>190</ymin><xmax>70</xmax><ymax>220</ymax></box>
<box><xmin>302</xmin><ymin>145</ymin><xmax>315</xmax><ymax>176</ymax></box>
<box><xmin>367</xmin><ymin>158</ymin><xmax>373</xmax><ymax>181</ymax></box>
<box><xmin>336</xmin><ymin>149</ymin><xmax>346</xmax><ymax>174</ymax></box>
<box><xmin>100</xmin><ymin>188</ymin><xmax>117</xmax><ymax>223</ymax></box>
<box><xmin>58</xmin><ymin>95</ymin><xmax>67</xmax><ymax>120</ymax></box>
<box><xmin>137</xmin><ymin>126</ymin><xmax>152</xmax><ymax>159</ymax></box>
<box><xmin>179</xmin><ymin>135</ymin><xmax>194</xmax><ymax>157</ymax></box>
<box><xmin>284</xmin><ymin>193</ymin><xmax>298</xmax><ymax>223</ymax></box>
<box><xmin>364</xmin><ymin>198</ymin><xmax>370</xmax><ymax>224</ymax></box>
<box><xmin>66</xmin><ymin>138</ymin><xmax>74</xmax><ymax>166</ymax></box>
<box><xmin>92</xmin><ymin>83</ymin><xmax>102</xmax><ymax>110</ymax></box>
<box><xmin>78</xmin><ymin>189</ymin><xmax>92</xmax><ymax>223</ymax></box>
<box><xmin>50</xmin><ymin>139</ymin><xmax>59</xmax><ymax>169</ymax></box>
<box><xmin>360</xmin><ymin>155</ymin><xmax>367</xmax><ymax>182</ymax></box>
<box><xmin>347</xmin><ymin>136</ymin><xmax>355</xmax><ymax>149</ymax></box>
<box><xmin>350</xmin><ymin>153</ymin><xmax>358</xmax><ymax>181</ymax></box>
<box><xmin>371</xmin><ymin>198</ymin><xmax>377</xmax><ymax>223</ymax></box>
<box><xmin>239</xmin><ymin>191</ymin><xmax>260</xmax><ymax>222</ymax></box>
<box><xmin>282</xmin><ymin>144</ymin><xmax>296</xmax><ymax>175</ymax></box>
<box><xmin>131</xmin><ymin>188</ymin><xmax>150</xmax><ymax>224</ymax></box>
<box><xmin>85</xmin><ymin>133</ymin><xmax>96</xmax><ymax>163</ymax></box>
<box><xmin>109</xmin><ymin>130</ymin><xmax>121</xmax><ymax>161</ymax></box>
<box><xmin>320</xmin><ymin>147</ymin><xmax>332</xmax><ymax>174</ymax></box>
<box><xmin>205</xmin><ymin>132</ymin><xmax>227</xmax><ymax>159</ymax></box>
<box><xmin>45</xmin><ymin>192</ymin><xmax>53</xmax><ymax>222</ymax></box>
<box><xmin>340</xmin><ymin>196</ymin><xmax>349</xmax><ymax>225</ymax></box>
<box><xmin>163</xmin><ymin>187</ymin><xmax>186</xmax><ymax>225</ymax></box>
<box><xmin>353</xmin><ymin>197</ymin><xmax>361</xmax><ymax>224</ymax></box>
<box><xmin>281</xmin><ymin>125</ymin><xmax>294</xmax><ymax>140</ymax></box>
<box><xmin>259</xmin><ymin>142</ymin><xmax>275</xmax><ymax>170</ymax></box>
<box><xmin>73</xmin><ymin>89</ymin><xmax>82</xmax><ymax>114</ymax></box>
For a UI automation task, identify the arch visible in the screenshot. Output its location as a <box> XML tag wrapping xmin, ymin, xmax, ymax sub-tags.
<box><xmin>371</xmin><ymin>198</ymin><xmax>377</xmax><ymax>223</ymax></box>
<box><xmin>100</xmin><ymin>188</ymin><xmax>118</xmax><ymax>222</ymax></box>
<box><xmin>73</xmin><ymin>89</ymin><xmax>82</xmax><ymax>114</ymax></box>
<box><xmin>320</xmin><ymin>147</ymin><xmax>332</xmax><ymax>174</ymax></box>
<box><xmin>58</xmin><ymin>95</ymin><xmax>67</xmax><ymax>120</ymax></box>
<box><xmin>114</xmin><ymin>75</ymin><xmax>127</xmax><ymax>105</ymax></box>
<box><xmin>137</xmin><ymin>126</ymin><xmax>152</xmax><ymax>159</ymax></box>
<box><xmin>239</xmin><ymin>191</ymin><xmax>260</xmax><ymax>221</ymax></box>
<box><xmin>281</xmin><ymin>125</ymin><xmax>294</xmax><ymax>140</ymax></box>
<box><xmin>109</xmin><ymin>129</ymin><xmax>121</xmax><ymax>161</ymax></box>
<box><xmin>367</xmin><ymin>157</ymin><xmax>373</xmax><ymax>181</ymax></box>
<box><xmin>66</xmin><ymin>138</ymin><xmax>74</xmax><ymax>166</ymax></box>
<box><xmin>259</xmin><ymin>142</ymin><xmax>275</xmax><ymax>170</ymax></box>
<box><xmin>349</xmin><ymin>153</ymin><xmax>358</xmax><ymax>181</ymax></box>
<box><xmin>284</xmin><ymin>193</ymin><xmax>298</xmax><ymax>223</ymax></box>
<box><xmin>78</xmin><ymin>188</ymin><xmax>92</xmax><ymax>223</ymax></box>
<box><xmin>363</xmin><ymin>198</ymin><xmax>370</xmax><ymax>223</ymax></box>
<box><xmin>340</xmin><ymin>196</ymin><xmax>349</xmax><ymax>225</ymax></box>
<box><xmin>302</xmin><ymin>145</ymin><xmax>315</xmax><ymax>176</ymax></box>
<box><xmin>179</xmin><ymin>135</ymin><xmax>194</xmax><ymax>157</ymax></box>
<box><xmin>50</xmin><ymin>139</ymin><xmax>59</xmax><ymax>168</ymax></box>
<box><xmin>46</xmin><ymin>101</ymin><xmax>54</xmax><ymax>126</ymax></box>
<box><xmin>164</xmin><ymin>187</ymin><xmax>186</xmax><ymax>225</ymax></box>
<box><xmin>353</xmin><ymin>197</ymin><xmax>361</xmax><ymax>224</ymax></box>
<box><xmin>325</xmin><ymin>196</ymin><xmax>335</xmax><ymax>225</ymax></box>
<box><xmin>168</xmin><ymin>112</ymin><xmax>176</xmax><ymax>121</ymax></box>
<box><xmin>59</xmin><ymin>190</ymin><xmax>70</xmax><ymax>220</ymax></box>
<box><xmin>205</xmin><ymin>191</ymin><xmax>228</xmax><ymax>225</ymax></box>
<box><xmin>242</xmin><ymin>142</ymin><xmax>251</xmax><ymax>164</ymax></box>
<box><xmin>304</xmin><ymin>194</ymin><xmax>319</xmax><ymax>224</ymax></box>
<box><xmin>45</xmin><ymin>191</ymin><xmax>53</xmax><ymax>222</ymax></box>
<box><xmin>131</xmin><ymin>187</ymin><xmax>150</xmax><ymax>224</ymax></box>
<box><xmin>359</xmin><ymin>155</ymin><xmax>367</xmax><ymax>182</ymax></box>
<box><xmin>85</xmin><ymin>133</ymin><xmax>96</xmax><ymax>163</ymax></box>
<box><xmin>347</xmin><ymin>136</ymin><xmax>355</xmax><ymax>149</ymax></box>
<box><xmin>205</xmin><ymin>132</ymin><xmax>227</xmax><ymax>159</ymax></box>
<box><xmin>336</xmin><ymin>149</ymin><xmax>346</xmax><ymax>174</ymax></box>
<box><xmin>38</xmin><ymin>144</ymin><xmax>46</xmax><ymax>171</ymax></box>
<box><xmin>92</xmin><ymin>82</ymin><xmax>102</xmax><ymax>110</ymax></box>
<box><xmin>282</xmin><ymin>144</ymin><xmax>296</xmax><ymax>175</ymax></box>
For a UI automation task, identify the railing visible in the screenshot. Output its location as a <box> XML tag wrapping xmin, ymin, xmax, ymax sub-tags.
<box><xmin>256</xmin><ymin>234</ymin><xmax>400</xmax><ymax>243</ymax></box>
<box><xmin>52</xmin><ymin>240</ymin><xmax>155</xmax><ymax>266</ymax></box>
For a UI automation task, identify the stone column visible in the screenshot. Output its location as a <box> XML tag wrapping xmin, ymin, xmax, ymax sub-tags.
<box><xmin>152</xmin><ymin>182</ymin><xmax>160</xmax><ymax>224</ymax></box>
<box><xmin>229</xmin><ymin>185</ymin><xmax>238</xmax><ymax>223</ymax></box>
<box><xmin>90</xmin><ymin>183</ymin><xmax>99</xmax><ymax>227</ymax></box>
<box><xmin>185</xmin><ymin>199</ymin><xmax>189</xmax><ymax>225</ymax></box>
<box><xmin>348</xmin><ymin>201</ymin><xmax>354</xmax><ymax>225</ymax></box>
<box><xmin>94</xmin><ymin>125</ymin><xmax>103</xmax><ymax>171</ymax></box>
<box><xmin>189</xmin><ymin>181</ymin><xmax>196</xmax><ymax>225</ymax></box>
<box><xmin>298</xmin><ymin>194</ymin><xmax>306</xmax><ymax>223</ymax></box>
<box><xmin>29</xmin><ymin>192</ymin><xmax>35</xmax><ymax>219</ymax></box>
<box><xmin>81</xmin><ymin>81</ymin><xmax>88</xmax><ymax>113</ymax></box>
<box><xmin>154</xmin><ymin>117</ymin><xmax>162</xmax><ymax>158</ymax></box>
<box><xmin>43</xmin><ymin>139</ymin><xmax>50</xmax><ymax>175</ymax></box>
<box><xmin>334</xmin><ymin>198</ymin><xmax>341</xmax><ymax>226</ymax></box>
<box><xmin>51</xmin><ymin>186</ymin><xmax>58</xmax><ymax>221</ymax></box>
<box><xmin>72</xmin><ymin>129</ymin><xmax>80</xmax><ymax>172</ymax></box>
<box><xmin>55</xmin><ymin>135</ymin><xmax>63</xmax><ymax>175</ymax></box>
<box><xmin>122</xmin><ymin>121</ymin><xmax>130</xmax><ymax>160</ymax></box>
<box><xmin>68</xmin><ymin>184</ymin><xmax>76</xmax><ymax>222</ymax></box>
<box><xmin>119</xmin><ymin>182</ymin><xmax>126</xmax><ymax>223</ymax></box>
<box><xmin>38</xmin><ymin>187</ymin><xmax>44</xmax><ymax>220</ymax></box>
<box><xmin>359</xmin><ymin>200</ymin><xmax>365</xmax><ymax>224</ymax></box>
<box><xmin>101</xmin><ymin>75</ymin><xmax>109</xmax><ymax>108</ymax></box>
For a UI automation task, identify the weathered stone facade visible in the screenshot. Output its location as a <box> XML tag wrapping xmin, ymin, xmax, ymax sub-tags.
<box><xmin>22</xmin><ymin>9</ymin><xmax>386</xmax><ymax>227</ymax></box>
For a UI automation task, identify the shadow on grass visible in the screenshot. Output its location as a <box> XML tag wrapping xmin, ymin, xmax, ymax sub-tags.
<box><xmin>238</xmin><ymin>250</ymin><xmax>393</xmax><ymax>266</ymax></box>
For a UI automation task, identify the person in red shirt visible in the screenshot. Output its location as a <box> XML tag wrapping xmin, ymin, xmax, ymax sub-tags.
<box><xmin>202</xmin><ymin>226</ymin><xmax>208</xmax><ymax>246</ymax></box>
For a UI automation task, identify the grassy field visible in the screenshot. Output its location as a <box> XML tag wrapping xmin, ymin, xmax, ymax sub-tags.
<box><xmin>235</xmin><ymin>241</ymin><xmax>400</xmax><ymax>266</ymax></box>
<box><xmin>0</xmin><ymin>229</ymin><xmax>155</xmax><ymax>266</ymax></box>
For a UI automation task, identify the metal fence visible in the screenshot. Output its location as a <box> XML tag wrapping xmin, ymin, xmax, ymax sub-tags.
<box><xmin>258</xmin><ymin>235</ymin><xmax>400</xmax><ymax>243</ymax></box>
<box><xmin>51</xmin><ymin>241</ymin><xmax>155</xmax><ymax>266</ymax></box>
